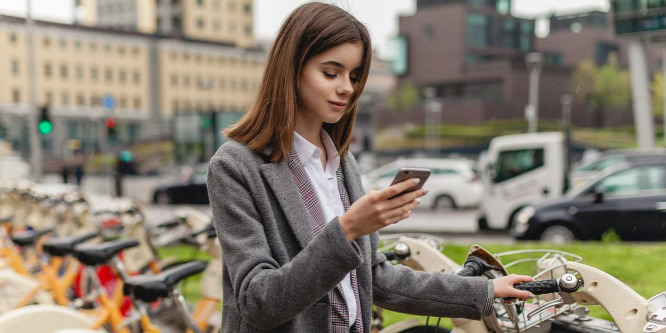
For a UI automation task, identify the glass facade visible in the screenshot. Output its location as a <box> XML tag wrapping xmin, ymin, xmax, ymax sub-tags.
<box><xmin>466</xmin><ymin>14</ymin><xmax>533</xmax><ymax>51</ymax></box>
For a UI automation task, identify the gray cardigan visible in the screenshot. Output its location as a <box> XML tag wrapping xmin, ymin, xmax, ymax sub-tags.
<box><xmin>207</xmin><ymin>140</ymin><xmax>491</xmax><ymax>332</ymax></box>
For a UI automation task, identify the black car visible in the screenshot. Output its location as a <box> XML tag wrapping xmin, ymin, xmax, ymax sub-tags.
<box><xmin>152</xmin><ymin>169</ymin><xmax>209</xmax><ymax>204</ymax></box>
<box><xmin>512</xmin><ymin>156</ymin><xmax>666</xmax><ymax>243</ymax></box>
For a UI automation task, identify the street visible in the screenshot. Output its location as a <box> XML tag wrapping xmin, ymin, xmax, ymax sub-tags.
<box><xmin>141</xmin><ymin>204</ymin><xmax>514</xmax><ymax>245</ymax></box>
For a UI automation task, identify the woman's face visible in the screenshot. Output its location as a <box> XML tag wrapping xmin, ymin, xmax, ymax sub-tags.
<box><xmin>296</xmin><ymin>42</ymin><xmax>363</xmax><ymax>128</ymax></box>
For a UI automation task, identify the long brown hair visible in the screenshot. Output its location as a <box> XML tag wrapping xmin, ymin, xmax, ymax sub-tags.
<box><xmin>224</xmin><ymin>2</ymin><xmax>372</xmax><ymax>162</ymax></box>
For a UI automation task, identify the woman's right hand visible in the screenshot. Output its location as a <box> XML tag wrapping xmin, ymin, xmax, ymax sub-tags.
<box><xmin>339</xmin><ymin>178</ymin><xmax>427</xmax><ymax>241</ymax></box>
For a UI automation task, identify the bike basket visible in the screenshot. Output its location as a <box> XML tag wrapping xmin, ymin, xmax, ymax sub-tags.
<box><xmin>487</xmin><ymin>249</ymin><xmax>583</xmax><ymax>333</ymax></box>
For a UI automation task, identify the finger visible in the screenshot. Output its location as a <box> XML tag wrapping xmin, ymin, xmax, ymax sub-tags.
<box><xmin>381</xmin><ymin>178</ymin><xmax>420</xmax><ymax>200</ymax></box>
<box><xmin>382</xmin><ymin>199</ymin><xmax>419</xmax><ymax>221</ymax></box>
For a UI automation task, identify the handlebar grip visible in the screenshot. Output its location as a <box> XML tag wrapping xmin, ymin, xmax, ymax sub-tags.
<box><xmin>456</xmin><ymin>265</ymin><xmax>478</xmax><ymax>277</ymax></box>
<box><xmin>382</xmin><ymin>251</ymin><xmax>396</xmax><ymax>261</ymax></box>
<box><xmin>513</xmin><ymin>279</ymin><xmax>559</xmax><ymax>295</ymax></box>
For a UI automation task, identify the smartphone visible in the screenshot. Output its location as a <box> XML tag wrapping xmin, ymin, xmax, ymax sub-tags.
<box><xmin>388</xmin><ymin>167</ymin><xmax>431</xmax><ymax>199</ymax></box>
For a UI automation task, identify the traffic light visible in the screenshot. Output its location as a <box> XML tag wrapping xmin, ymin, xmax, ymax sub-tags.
<box><xmin>38</xmin><ymin>105</ymin><xmax>53</xmax><ymax>135</ymax></box>
<box><xmin>105</xmin><ymin>117</ymin><xmax>116</xmax><ymax>136</ymax></box>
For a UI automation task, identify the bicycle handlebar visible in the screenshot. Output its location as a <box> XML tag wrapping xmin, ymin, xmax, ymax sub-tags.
<box><xmin>513</xmin><ymin>274</ymin><xmax>581</xmax><ymax>295</ymax></box>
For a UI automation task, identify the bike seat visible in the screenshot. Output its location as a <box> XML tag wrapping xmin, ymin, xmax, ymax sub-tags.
<box><xmin>43</xmin><ymin>231</ymin><xmax>99</xmax><ymax>257</ymax></box>
<box><xmin>10</xmin><ymin>228</ymin><xmax>53</xmax><ymax>247</ymax></box>
<box><xmin>123</xmin><ymin>261</ymin><xmax>207</xmax><ymax>302</ymax></box>
<box><xmin>73</xmin><ymin>238</ymin><xmax>139</xmax><ymax>266</ymax></box>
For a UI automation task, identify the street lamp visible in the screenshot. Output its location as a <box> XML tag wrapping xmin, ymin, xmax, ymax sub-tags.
<box><xmin>525</xmin><ymin>52</ymin><xmax>544</xmax><ymax>133</ymax></box>
<box><xmin>423</xmin><ymin>87</ymin><xmax>442</xmax><ymax>157</ymax></box>
<box><xmin>561</xmin><ymin>94</ymin><xmax>573</xmax><ymax>191</ymax></box>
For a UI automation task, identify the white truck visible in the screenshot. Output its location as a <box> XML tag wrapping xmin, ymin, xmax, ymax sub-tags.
<box><xmin>477</xmin><ymin>132</ymin><xmax>567</xmax><ymax>230</ymax></box>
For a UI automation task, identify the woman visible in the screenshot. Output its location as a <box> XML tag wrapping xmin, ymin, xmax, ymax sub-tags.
<box><xmin>207</xmin><ymin>2</ymin><xmax>533</xmax><ymax>332</ymax></box>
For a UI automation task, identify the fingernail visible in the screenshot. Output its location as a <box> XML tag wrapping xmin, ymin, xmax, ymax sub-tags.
<box><xmin>423</xmin><ymin>189</ymin><xmax>429</xmax><ymax>195</ymax></box>
<box><xmin>412</xmin><ymin>178</ymin><xmax>420</xmax><ymax>184</ymax></box>
<box><xmin>528</xmin><ymin>293</ymin><xmax>535</xmax><ymax>299</ymax></box>
<box><xmin>416</xmin><ymin>198</ymin><xmax>421</xmax><ymax>204</ymax></box>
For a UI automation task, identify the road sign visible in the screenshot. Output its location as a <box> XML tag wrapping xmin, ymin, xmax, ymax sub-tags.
<box><xmin>102</xmin><ymin>95</ymin><xmax>115</xmax><ymax>111</ymax></box>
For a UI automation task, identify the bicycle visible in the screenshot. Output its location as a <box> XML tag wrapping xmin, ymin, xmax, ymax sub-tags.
<box><xmin>376</xmin><ymin>234</ymin><xmax>665</xmax><ymax>333</ymax></box>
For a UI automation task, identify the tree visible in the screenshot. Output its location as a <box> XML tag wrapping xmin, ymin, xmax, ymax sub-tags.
<box><xmin>386</xmin><ymin>81</ymin><xmax>420</xmax><ymax>110</ymax></box>
<box><xmin>572</xmin><ymin>56</ymin><xmax>631</xmax><ymax>127</ymax></box>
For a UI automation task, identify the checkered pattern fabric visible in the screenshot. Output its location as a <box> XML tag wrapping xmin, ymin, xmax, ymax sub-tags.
<box><xmin>287</xmin><ymin>149</ymin><xmax>363</xmax><ymax>333</ymax></box>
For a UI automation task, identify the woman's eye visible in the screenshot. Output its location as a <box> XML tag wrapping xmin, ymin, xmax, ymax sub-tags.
<box><xmin>350</xmin><ymin>76</ymin><xmax>360</xmax><ymax>83</ymax></box>
<box><xmin>323</xmin><ymin>72</ymin><xmax>337</xmax><ymax>78</ymax></box>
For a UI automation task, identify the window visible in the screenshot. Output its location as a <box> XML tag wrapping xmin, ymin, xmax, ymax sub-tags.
<box><xmin>171</xmin><ymin>74</ymin><xmax>178</xmax><ymax>86</ymax></box>
<box><xmin>12</xmin><ymin>89</ymin><xmax>20</xmax><ymax>103</ymax></box>
<box><xmin>119</xmin><ymin>70</ymin><xmax>127</xmax><ymax>83</ymax></box>
<box><xmin>44</xmin><ymin>63</ymin><xmax>52</xmax><ymax>77</ymax></box>
<box><xmin>76</xmin><ymin>65</ymin><xmax>83</xmax><ymax>79</ymax></box>
<box><xmin>197</xmin><ymin>0</ymin><xmax>204</xmax><ymax>5</ymax></box>
<box><xmin>133</xmin><ymin>97</ymin><xmax>141</xmax><ymax>108</ymax></box>
<box><xmin>119</xmin><ymin>97</ymin><xmax>127</xmax><ymax>108</ymax></box>
<box><xmin>133</xmin><ymin>71</ymin><xmax>140</xmax><ymax>84</ymax></box>
<box><xmin>90</xmin><ymin>42</ymin><xmax>97</xmax><ymax>51</ymax></box>
<box><xmin>596</xmin><ymin>166</ymin><xmax>666</xmax><ymax>196</ymax></box>
<box><xmin>45</xmin><ymin>91</ymin><xmax>53</xmax><ymax>104</ymax></box>
<box><xmin>423</xmin><ymin>25</ymin><xmax>435</xmax><ymax>40</ymax></box>
<box><xmin>244</xmin><ymin>2</ymin><xmax>252</xmax><ymax>14</ymax></box>
<box><xmin>77</xmin><ymin>94</ymin><xmax>85</xmax><ymax>106</ymax></box>
<box><xmin>519</xmin><ymin>21</ymin><xmax>533</xmax><ymax>52</ymax></box>
<box><xmin>467</xmin><ymin>14</ymin><xmax>488</xmax><ymax>46</ymax></box>
<box><xmin>59</xmin><ymin>39</ymin><xmax>67</xmax><ymax>48</ymax></box>
<box><xmin>494</xmin><ymin>148</ymin><xmax>544</xmax><ymax>183</ymax></box>
<box><xmin>91</xmin><ymin>67</ymin><xmax>98</xmax><ymax>80</ymax></box>
<box><xmin>11</xmin><ymin>60</ymin><xmax>19</xmax><ymax>74</ymax></box>
<box><xmin>197</xmin><ymin>19</ymin><xmax>204</xmax><ymax>29</ymax></box>
<box><xmin>502</xmin><ymin>20</ymin><xmax>517</xmax><ymax>49</ymax></box>
<box><xmin>184</xmin><ymin>75</ymin><xmax>191</xmax><ymax>87</ymax></box>
<box><xmin>43</xmin><ymin>37</ymin><xmax>51</xmax><ymax>47</ymax></box>
<box><xmin>62</xmin><ymin>93</ymin><xmax>69</xmax><ymax>105</ymax></box>
<box><xmin>105</xmin><ymin>68</ymin><xmax>113</xmax><ymax>82</ymax></box>
<box><xmin>60</xmin><ymin>64</ymin><xmax>68</xmax><ymax>79</ymax></box>
<box><xmin>9</xmin><ymin>33</ymin><xmax>17</xmax><ymax>43</ymax></box>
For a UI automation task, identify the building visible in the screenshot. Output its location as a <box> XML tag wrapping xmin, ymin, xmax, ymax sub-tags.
<box><xmin>78</xmin><ymin>0</ymin><xmax>255</xmax><ymax>47</ymax></box>
<box><xmin>382</xmin><ymin>1</ymin><xmax>644</xmax><ymax>132</ymax></box>
<box><xmin>0</xmin><ymin>13</ymin><xmax>264</xmax><ymax>163</ymax></box>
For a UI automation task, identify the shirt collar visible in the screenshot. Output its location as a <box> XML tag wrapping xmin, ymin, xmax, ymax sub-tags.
<box><xmin>293</xmin><ymin>130</ymin><xmax>340</xmax><ymax>172</ymax></box>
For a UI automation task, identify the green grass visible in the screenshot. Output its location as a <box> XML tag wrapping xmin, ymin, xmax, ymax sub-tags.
<box><xmin>379</xmin><ymin>241</ymin><xmax>666</xmax><ymax>329</ymax></box>
<box><xmin>158</xmin><ymin>242</ymin><xmax>666</xmax><ymax>329</ymax></box>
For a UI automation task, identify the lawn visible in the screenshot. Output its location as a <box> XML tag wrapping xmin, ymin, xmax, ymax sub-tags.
<box><xmin>157</xmin><ymin>241</ymin><xmax>666</xmax><ymax>330</ymax></box>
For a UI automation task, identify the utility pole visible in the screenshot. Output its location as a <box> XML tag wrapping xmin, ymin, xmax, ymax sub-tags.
<box><xmin>628</xmin><ymin>39</ymin><xmax>655</xmax><ymax>148</ymax></box>
<box><xmin>26</xmin><ymin>0</ymin><xmax>43</xmax><ymax>181</ymax></box>
<box><xmin>525</xmin><ymin>52</ymin><xmax>544</xmax><ymax>133</ymax></box>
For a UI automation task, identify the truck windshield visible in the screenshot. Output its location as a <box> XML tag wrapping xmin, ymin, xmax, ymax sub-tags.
<box><xmin>494</xmin><ymin>148</ymin><xmax>544</xmax><ymax>183</ymax></box>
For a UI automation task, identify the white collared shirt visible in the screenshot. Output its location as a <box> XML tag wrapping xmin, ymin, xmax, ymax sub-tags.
<box><xmin>292</xmin><ymin>130</ymin><xmax>357</xmax><ymax>327</ymax></box>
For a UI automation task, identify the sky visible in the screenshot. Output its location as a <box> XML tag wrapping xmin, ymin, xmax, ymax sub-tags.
<box><xmin>0</xmin><ymin>0</ymin><xmax>610</xmax><ymax>57</ymax></box>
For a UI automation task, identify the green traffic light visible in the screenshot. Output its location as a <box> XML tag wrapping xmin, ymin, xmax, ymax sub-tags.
<box><xmin>38</xmin><ymin>120</ymin><xmax>53</xmax><ymax>134</ymax></box>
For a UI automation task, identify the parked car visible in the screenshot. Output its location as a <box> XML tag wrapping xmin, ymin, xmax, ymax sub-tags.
<box><xmin>152</xmin><ymin>166</ymin><xmax>209</xmax><ymax>204</ymax></box>
<box><xmin>569</xmin><ymin>148</ymin><xmax>666</xmax><ymax>188</ymax></box>
<box><xmin>361</xmin><ymin>158</ymin><xmax>482</xmax><ymax>210</ymax></box>
<box><xmin>512</xmin><ymin>155</ymin><xmax>666</xmax><ymax>243</ymax></box>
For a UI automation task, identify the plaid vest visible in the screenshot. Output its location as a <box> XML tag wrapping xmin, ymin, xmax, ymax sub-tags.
<box><xmin>286</xmin><ymin>148</ymin><xmax>364</xmax><ymax>333</ymax></box>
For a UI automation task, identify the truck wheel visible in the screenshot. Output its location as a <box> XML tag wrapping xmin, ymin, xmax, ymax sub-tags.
<box><xmin>477</xmin><ymin>216</ymin><xmax>490</xmax><ymax>231</ymax></box>
<box><xmin>540</xmin><ymin>225</ymin><xmax>575</xmax><ymax>244</ymax></box>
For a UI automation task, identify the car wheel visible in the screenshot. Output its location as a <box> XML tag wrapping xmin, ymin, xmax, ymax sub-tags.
<box><xmin>155</xmin><ymin>191</ymin><xmax>172</xmax><ymax>205</ymax></box>
<box><xmin>540</xmin><ymin>225</ymin><xmax>575</xmax><ymax>244</ymax></box>
<box><xmin>433</xmin><ymin>195</ymin><xmax>457</xmax><ymax>211</ymax></box>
